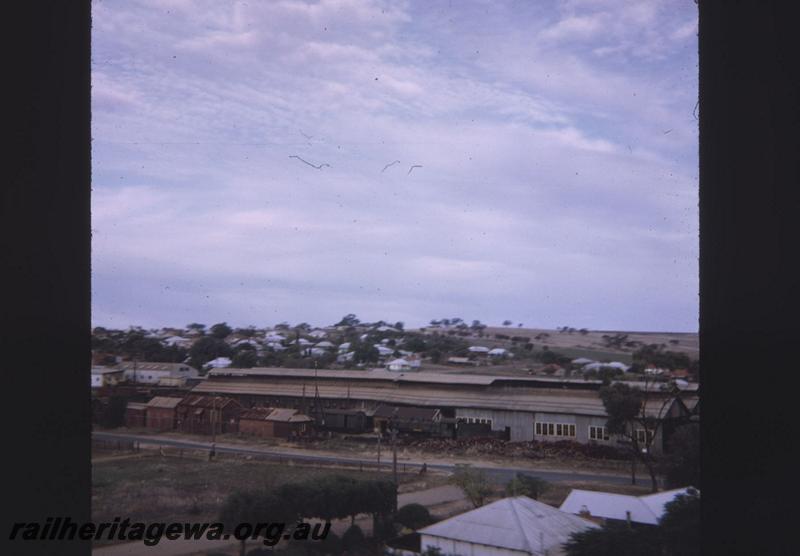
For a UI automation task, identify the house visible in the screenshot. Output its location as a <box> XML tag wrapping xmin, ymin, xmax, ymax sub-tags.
<box><xmin>91</xmin><ymin>367</ymin><xmax>125</xmax><ymax>388</ymax></box>
<box><xmin>571</xmin><ymin>358</ymin><xmax>595</xmax><ymax>366</ymax></box>
<box><xmin>175</xmin><ymin>395</ymin><xmax>243</xmax><ymax>435</ymax></box>
<box><xmin>117</xmin><ymin>362</ymin><xmax>199</xmax><ymax>385</ymax></box>
<box><xmin>308</xmin><ymin>330</ymin><xmax>328</xmax><ymax>339</ymax></box>
<box><xmin>386</xmin><ymin>357</ymin><xmax>421</xmax><ymax>372</ymax></box>
<box><xmin>418</xmin><ymin>496</ymin><xmax>599</xmax><ymax>556</ymax></box>
<box><xmin>467</xmin><ymin>346</ymin><xmax>490</xmax><ymax>354</ymax></box>
<box><xmin>263</xmin><ymin>408</ymin><xmax>313</xmax><ymax>439</ymax></box>
<box><xmin>447</xmin><ymin>357</ymin><xmax>478</xmax><ymax>366</ymax></box>
<box><xmin>584</xmin><ymin>361</ymin><xmax>631</xmax><ymax>372</ymax></box>
<box><xmin>124</xmin><ymin>401</ymin><xmax>147</xmax><ymax>428</ymax></box>
<box><xmin>314</xmin><ymin>341</ymin><xmax>335</xmax><ymax>349</ymax></box>
<box><xmin>162</xmin><ymin>336</ymin><xmax>192</xmax><ymax>348</ymax></box>
<box><xmin>338</xmin><ymin>342</ymin><xmax>351</xmax><ymax>353</ymax></box>
<box><xmin>559</xmin><ymin>487</ymin><xmax>699</xmax><ymax>526</ymax></box>
<box><xmin>375</xmin><ymin>345</ymin><xmax>395</xmax><ymax>357</ymax></box>
<box><xmin>488</xmin><ymin>347</ymin><xmax>508</xmax><ymax>358</ymax></box>
<box><xmin>205</xmin><ymin>357</ymin><xmax>232</xmax><ymax>369</ymax></box>
<box><xmin>145</xmin><ymin>397</ymin><xmax>183</xmax><ymax>431</ymax></box>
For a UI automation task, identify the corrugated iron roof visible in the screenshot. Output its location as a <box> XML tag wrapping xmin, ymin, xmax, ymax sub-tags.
<box><xmin>559</xmin><ymin>487</ymin><xmax>698</xmax><ymax>525</ymax></box>
<box><xmin>145</xmin><ymin>397</ymin><xmax>183</xmax><ymax>409</ymax></box>
<box><xmin>192</xmin><ymin>380</ymin><xmax>612</xmax><ymax>416</ymax></box>
<box><xmin>420</xmin><ymin>496</ymin><xmax>598</xmax><ymax>554</ymax></box>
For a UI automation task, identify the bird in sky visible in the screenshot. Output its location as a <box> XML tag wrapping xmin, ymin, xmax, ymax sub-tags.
<box><xmin>289</xmin><ymin>155</ymin><xmax>330</xmax><ymax>169</ymax></box>
<box><xmin>381</xmin><ymin>160</ymin><xmax>400</xmax><ymax>173</ymax></box>
<box><xmin>408</xmin><ymin>164</ymin><xmax>423</xmax><ymax>175</ymax></box>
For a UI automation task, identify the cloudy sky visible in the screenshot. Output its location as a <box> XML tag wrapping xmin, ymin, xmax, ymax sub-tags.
<box><xmin>91</xmin><ymin>0</ymin><xmax>698</xmax><ymax>332</ymax></box>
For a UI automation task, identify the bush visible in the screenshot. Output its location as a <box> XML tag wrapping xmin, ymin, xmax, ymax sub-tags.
<box><xmin>310</xmin><ymin>531</ymin><xmax>341</xmax><ymax>555</ymax></box>
<box><xmin>395</xmin><ymin>503</ymin><xmax>432</xmax><ymax>530</ymax></box>
<box><xmin>341</xmin><ymin>525</ymin><xmax>365</xmax><ymax>552</ymax></box>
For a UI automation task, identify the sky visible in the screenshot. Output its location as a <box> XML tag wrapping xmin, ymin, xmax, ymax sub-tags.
<box><xmin>91</xmin><ymin>0</ymin><xmax>698</xmax><ymax>332</ymax></box>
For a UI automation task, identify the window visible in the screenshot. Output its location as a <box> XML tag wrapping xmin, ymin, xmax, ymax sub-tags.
<box><xmin>535</xmin><ymin>421</ymin><xmax>576</xmax><ymax>437</ymax></box>
<box><xmin>635</xmin><ymin>429</ymin><xmax>654</xmax><ymax>444</ymax></box>
<box><xmin>589</xmin><ymin>426</ymin><xmax>609</xmax><ymax>441</ymax></box>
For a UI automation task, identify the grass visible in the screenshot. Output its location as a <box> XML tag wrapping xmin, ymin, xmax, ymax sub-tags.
<box><xmin>92</xmin><ymin>453</ymin><xmax>413</xmax><ymax>532</ymax></box>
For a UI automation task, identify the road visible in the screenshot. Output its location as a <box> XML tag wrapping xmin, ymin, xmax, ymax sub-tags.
<box><xmin>93</xmin><ymin>431</ymin><xmax>645</xmax><ymax>487</ymax></box>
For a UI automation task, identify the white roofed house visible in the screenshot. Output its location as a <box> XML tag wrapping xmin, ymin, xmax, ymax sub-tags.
<box><xmin>418</xmin><ymin>496</ymin><xmax>598</xmax><ymax>556</ymax></box>
<box><xmin>337</xmin><ymin>342</ymin><xmax>351</xmax><ymax>354</ymax></box>
<box><xmin>205</xmin><ymin>357</ymin><xmax>232</xmax><ymax>370</ymax></box>
<box><xmin>559</xmin><ymin>487</ymin><xmax>699</xmax><ymax>526</ymax></box>
<box><xmin>488</xmin><ymin>347</ymin><xmax>509</xmax><ymax>358</ymax></box>
<box><xmin>314</xmin><ymin>341</ymin><xmax>335</xmax><ymax>349</ymax></box>
<box><xmin>386</xmin><ymin>357</ymin><xmax>421</xmax><ymax>372</ymax></box>
<box><xmin>162</xmin><ymin>335</ymin><xmax>192</xmax><ymax>348</ymax></box>
<box><xmin>308</xmin><ymin>329</ymin><xmax>328</xmax><ymax>339</ymax></box>
<box><xmin>468</xmin><ymin>346</ymin><xmax>491</xmax><ymax>354</ymax></box>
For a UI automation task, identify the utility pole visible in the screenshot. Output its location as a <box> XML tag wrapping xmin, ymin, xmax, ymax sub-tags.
<box><xmin>390</xmin><ymin>409</ymin><xmax>399</xmax><ymax>486</ymax></box>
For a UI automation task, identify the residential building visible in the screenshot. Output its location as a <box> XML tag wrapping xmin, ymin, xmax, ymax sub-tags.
<box><xmin>418</xmin><ymin>496</ymin><xmax>599</xmax><ymax>556</ymax></box>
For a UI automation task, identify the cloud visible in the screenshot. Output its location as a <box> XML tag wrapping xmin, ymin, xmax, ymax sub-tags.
<box><xmin>91</xmin><ymin>0</ymin><xmax>698</xmax><ymax>331</ymax></box>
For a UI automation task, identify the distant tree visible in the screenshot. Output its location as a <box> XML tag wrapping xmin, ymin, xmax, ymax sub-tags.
<box><xmin>235</xmin><ymin>326</ymin><xmax>257</xmax><ymax>338</ymax></box>
<box><xmin>503</xmin><ymin>320</ymin><xmax>513</xmax><ymax>326</ymax></box>
<box><xmin>188</xmin><ymin>336</ymin><xmax>232</xmax><ymax>370</ymax></box>
<box><xmin>504</xmin><ymin>473</ymin><xmax>549</xmax><ymax>500</ymax></box>
<box><xmin>449</xmin><ymin>464</ymin><xmax>493</xmax><ymax>508</ymax></box>
<box><xmin>231</xmin><ymin>348</ymin><xmax>258</xmax><ymax>368</ymax></box>
<box><xmin>517</xmin><ymin>323</ymin><xmax>523</xmax><ymax>327</ymax></box>
<box><xmin>186</xmin><ymin>323</ymin><xmax>206</xmax><ymax>332</ymax></box>
<box><xmin>600</xmin><ymin>380</ymin><xmax>679</xmax><ymax>492</ymax></box>
<box><xmin>394</xmin><ymin>321</ymin><xmax>405</xmax><ymax>331</ymax></box>
<box><xmin>209</xmin><ymin>322</ymin><xmax>233</xmax><ymax>339</ymax></box>
<box><xmin>335</xmin><ymin>314</ymin><xmax>360</xmax><ymax>327</ymax></box>
<box><xmin>352</xmin><ymin>341</ymin><xmax>379</xmax><ymax>364</ymax></box>
<box><xmin>663</xmin><ymin>423</ymin><xmax>700</xmax><ymax>489</ymax></box>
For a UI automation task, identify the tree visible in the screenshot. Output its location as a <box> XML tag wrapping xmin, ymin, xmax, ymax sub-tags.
<box><xmin>663</xmin><ymin>423</ymin><xmax>700</xmax><ymax>489</ymax></box>
<box><xmin>395</xmin><ymin>503</ymin><xmax>432</xmax><ymax>530</ymax></box>
<box><xmin>449</xmin><ymin>464</ymin><xmax>493</xmax><ymax>508</ymax></box>
<box><xmin>394</xmin><ymin>321</ymin><xmax>405</xmax><ymax>331</ymax></box>
<box><xmin>563</xmin><ymin>521</ymin><xmax>661</xmax><ymax>556</ymax></box>
<box><xmin>599</xmin><ymin>380</ymin><xmax>679</xmax><ymax>492</ymax></box>
<box><xmin>659</xmin><ymin>489</ymin><xmax>700</xmax><ymax>556</ymax></box>
<box><xmin>335</xmin><ymin>314</ymin><xmax>360</xmax><ymax>327</ymax></box>
<box><xmin>503</xmin><ymin>320</ymin><xmax>513</xmax><ymax>326</ymax></box>
<box><xmin>210</xmin><ymin>322</ymin><xmax>233</xmax><ymax>339</ymax></box>
<box><xmin>341</xmin><ymin>525</ymin><xmax>365</xmax><ymax>553</ymax></box>
<box><xmin>504</xmin><ymin>473</ymin><xmax>549</xmax><ymax>500</ymax></box>
<box><xmin>188</xmin><ymin>336</ymin><xmax>232</xmax><ymax>370</ymax></box>
<box><xmin>351</xmin><ymin>340</ymin><xmax>379</xmax><ymax>364</ymax></box>
<box><xmin>219</xmin><ymin>491</ymin><xmax>289</xmax><ymax>556</ymax></box>
<box><xmin>186</xmin><ymin>323</ymin><xmax>206</xmax><ymax>332</ymax></box>
<box><xmin>231</xmin><ymin>348</ymin><xmax>258</xmax><ymax>368</ymax></box>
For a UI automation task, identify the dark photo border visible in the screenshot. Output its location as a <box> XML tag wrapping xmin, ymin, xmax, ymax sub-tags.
<box><xmin>4</xmin><ymin>2</ymin><xmax>799</xmax><ymax>555</ymax></box>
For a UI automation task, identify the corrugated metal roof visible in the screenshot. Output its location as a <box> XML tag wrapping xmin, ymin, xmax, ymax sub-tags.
<box><xmin>125</xmin><ymin>402</ymin><xmax>148</xmax><ymax>411</ymax></box>
<box><xmin>559</xmin><ymin>487</ymin><xmax>698</xmax><ymax>525</ymax></box>
<box><xmin>145</xmin><ymin>397</ymin><xmax>183</xmax><ymax>409</ymax></box>
<box><xmin>420</xmin><ymin>496</ymin><xmax>598</xmax><ymax>555</ymax></box>
<box><xmin>192</xmin><ymin>380</ymin><xmax>611</xmax><ymax>416</ymax></box>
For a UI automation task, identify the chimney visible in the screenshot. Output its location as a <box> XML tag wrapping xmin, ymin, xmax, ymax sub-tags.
<box><xmin>579</xmin><ymin>505</ymin><xmax>591</xmax><ymax>518</ymax></box>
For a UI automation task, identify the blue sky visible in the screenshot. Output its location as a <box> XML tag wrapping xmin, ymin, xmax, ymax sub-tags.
<box><xmin>91</xmin><ymin>0</ymin><xmax>698</xmax><ymax>332</ymax></box>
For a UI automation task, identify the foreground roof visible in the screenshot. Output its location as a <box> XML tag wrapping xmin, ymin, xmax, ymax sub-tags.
<box><xmin>419</xmin><ymin>496</ymin><xmax>598</xmax><ymax>555</ymax></box>
<box><xmin>559</xmin><ymin>487</ymin><xmax>699</xmax><ymax>525</ymax></box>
